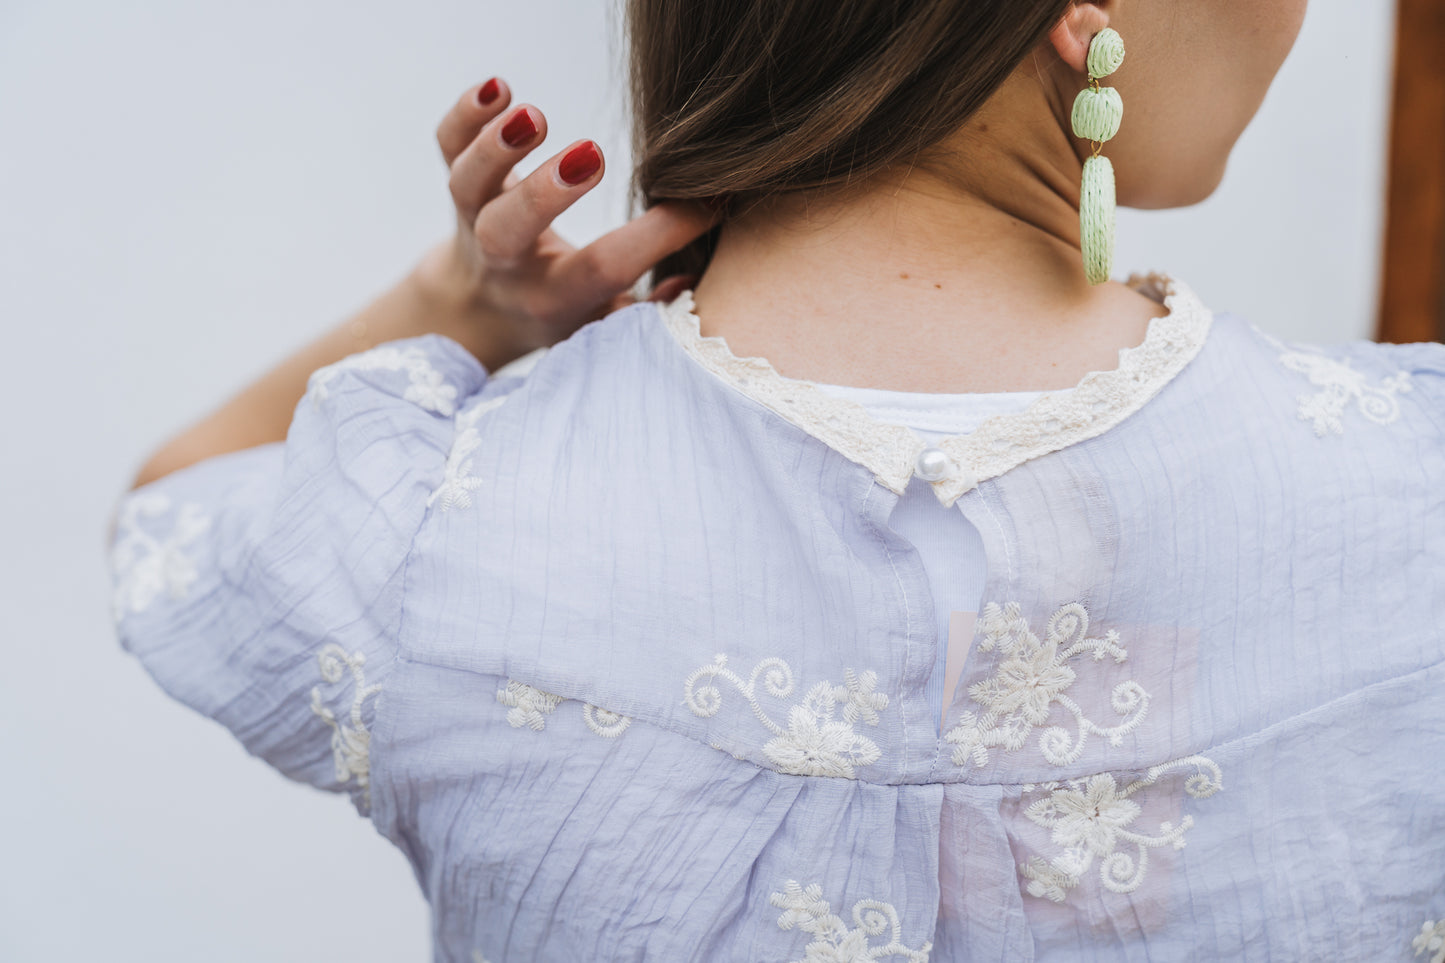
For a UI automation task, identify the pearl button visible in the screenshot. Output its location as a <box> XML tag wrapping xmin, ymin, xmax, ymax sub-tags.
<box><xmin>915</xmin><ymin>447</ymin><xmax>953</xmax><ymax>482</ymax></box>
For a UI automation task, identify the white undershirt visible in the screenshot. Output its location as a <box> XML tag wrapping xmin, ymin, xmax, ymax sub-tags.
<box><xmin>810</xmin><ymin>381</ymin><xmax>1048</xmax><ymax>734</ymax></box>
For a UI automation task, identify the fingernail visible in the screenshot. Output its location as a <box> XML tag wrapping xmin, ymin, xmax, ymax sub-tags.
<box><xmin>558</xmin><ymin>141</ymin><xmax>602</xmax><ymax>185</ymax></box>
<box><xmin>477</xmin><ymin>78</ymin><xmax>500</xmax><ymax>105</ymax></box>
<box><xmin>501</xmin><ymin>108</ymin><xmax>537</xmax><ymax>147</ymax></box>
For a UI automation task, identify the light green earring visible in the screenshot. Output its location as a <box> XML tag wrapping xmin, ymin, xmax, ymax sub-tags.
<box><xmin>1071</xmin><ymin>27</ymin><xmax>1125</xmax><ymax>285</ymax></box>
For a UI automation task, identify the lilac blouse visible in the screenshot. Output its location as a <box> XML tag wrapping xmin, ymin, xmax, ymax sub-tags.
<box><xmin>107</xmin><ymin>273</ymin><xmax>1445</xmax><ymax>962</ymax></box>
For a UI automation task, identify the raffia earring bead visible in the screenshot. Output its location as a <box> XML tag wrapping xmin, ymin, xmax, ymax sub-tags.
<box><xmin>1071</xmin><ymin>86</ymin><xmax>1123</xmax><ymax>142</ymax></box>
<box><xmin>1076</xmin><ymin>27</ymin><xmax>1125</xmax><ymax>286</ymax></box>
<box><xmin>1087</xmin><ymin>27</ymin><xmax>1126</xmax><ymax>79</ymax></box>
<box><xmin>1080</xmin><ymin>155</ymin><xmax>1116</xmax><ymax>285</ymax></box>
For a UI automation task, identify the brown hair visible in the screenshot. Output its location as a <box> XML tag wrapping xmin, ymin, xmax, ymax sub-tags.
<box><xmin>626</xmin><ymin>0</ymin><xmax>1074</xmax><ymax>285</ymax></box>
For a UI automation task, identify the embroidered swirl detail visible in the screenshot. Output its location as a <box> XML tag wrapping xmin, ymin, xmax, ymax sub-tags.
<box><xmin>1414</xmin><ymin>919</ymin><xmax>1445</xmax><ymax>963</ymax></box>
<box><xmin>1277</xmin><ymin>349</ymin><xmax>1413</xmax><ymax>437</ymax></box>
<box><xmin>683</xmin><ymin>655</ymin><xmax>889</xmax><ymax>778</ymax></box>
<box><xmin>308</xmin><ymin>343</ymin><xmax>460</xmax><ymax>416</ymax></box>
<box><xmin>581</xmin><ymin>703</ymin><xmax>634</xmax><ymax>738</ymax></box>
<box><xmin>496</xmin><ymin>680</ymin><xmax>633</xmax><ymax>738</ymax></box>
<box><xmin>430</xmin><ymin>395</ymin><xmax>509</xmax><ymax>511</ymax></box>
<box><xmin>770</xmin><ymin>880</ymin><xmax>932</xmax><ymax>962</ymax></box>
<box><xmin>1017</xmin><ymin>754</ymin><xmax>1223</xmax><ymax>902</ymax></box>
<box><xmin>309</xmin><ymin>643</ymin><xmax>384</xmax><ymax>814</ymax></box>
<box><xmin>109</xmin><ymin>492</ymin><xmax>212</xmax><ymax>622</ymax></box>
<box><xmin>944</xmin><ymin>602</ymin><xmax>1149</xmax><ymax>769</ymax></box>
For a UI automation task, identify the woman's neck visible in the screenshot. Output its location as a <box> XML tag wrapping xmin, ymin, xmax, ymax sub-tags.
<box><xmin>689</xmin><ymin>89</ymin><xmax>1169</xmax><ymax>394</ymax></box>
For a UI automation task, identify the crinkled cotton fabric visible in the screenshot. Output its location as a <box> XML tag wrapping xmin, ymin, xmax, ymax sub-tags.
<box><xmin>108</xmin><ymin>273</ymin><xmax>1445</xmax><ymax>962</ymax></box>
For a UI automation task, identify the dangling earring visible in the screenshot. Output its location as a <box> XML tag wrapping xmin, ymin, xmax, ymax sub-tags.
<box><xmin>1072</xmin><ymin>27</ymin><xmax>1125</xmax><ymax>285</ymax></box>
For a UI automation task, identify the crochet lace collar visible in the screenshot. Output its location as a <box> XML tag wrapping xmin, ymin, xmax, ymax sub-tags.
<box><xmin>655</xmin><ymin>272</ymin><xmax>1214</xmax><ymax>508</ymax></box>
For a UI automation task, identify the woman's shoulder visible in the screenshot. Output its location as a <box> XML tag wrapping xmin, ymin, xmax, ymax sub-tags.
<box><xmin>1247</xmin><ymin>317</ymin><xmax>1439</xmax><ymax>364</ymax></box>
<box><xmin>450</xmin><ymin>296</ymin><xmax>744</xmax><ymax>453</ymax></box>
<box><xmin>1208</xmin><ymin>305</ymin><xmax>1445</xmax><ymax>380</ymax></box>
<box><xmin>1197</xmin><ymin>306</ymin><xmax>1445</xmax><ymax>440</ymax></box>
<box><xmin>479</xmin><ymin>298</ymin><xmax>669</xmax><ymax>395</ymax></box>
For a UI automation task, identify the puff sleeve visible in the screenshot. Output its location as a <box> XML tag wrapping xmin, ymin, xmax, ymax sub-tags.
<box><xmin>106</xmin><ymin>334</ymin><xmax>488</xmax><ymax>816</ymax></box>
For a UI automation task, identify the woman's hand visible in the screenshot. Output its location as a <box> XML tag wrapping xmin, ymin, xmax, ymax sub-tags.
<box><xmin>127</xmin><ymin>76</ymin><xmax>714</xmax><ymax>491</ymax></box>
<box><xmin>412</xmin><ymin>77</ymin><xmax>717</xmax><ymax>372</ymax></box>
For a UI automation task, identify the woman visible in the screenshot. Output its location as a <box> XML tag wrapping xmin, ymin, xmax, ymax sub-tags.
<box><xmin>108</xmin><ymin>0</ymin><xmax>1445</xmax><ymax>959</ymax></box>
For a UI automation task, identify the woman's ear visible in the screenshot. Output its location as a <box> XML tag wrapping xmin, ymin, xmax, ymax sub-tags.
<box><xmin>1048</xmin><ymin>2</ymin><xmax>1112</xmax><ymax>74</ymax></box>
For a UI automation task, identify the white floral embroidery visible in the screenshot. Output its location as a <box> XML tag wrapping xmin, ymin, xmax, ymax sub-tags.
<box><xmin>944</xmin><ymin>602</ymin><xmax>1148</xmax><ymax>769</ymax></box>
<box><xmin>309</xmin><ymin>644</ymin><xmax>384</xmax><ymax>812</ymax></box>
<box><xmin>406</xmin><ymin>366</ymin><xmax>460</xmax><ymax>413</ymax></box>
<box><xmin>1017</xmin><ymin>754</ymin><xmax>1223</xmax><ymax>902</ymax></box>
<box><xmin>429</xmin><ymin>395</ymin><xmax>508</xmax><ymax>512</ymax></box>
<box><xmin>471</xmin><ymin>951</ymin><xmax>493</xmax><ymax>963</ymax></box>
<box><xmin>770</xmin><ymin>880</ymin><xmax>932</xmax><ymax>962</ymax></box>
<box><xmin>497</xmin><ymin>680</ymin><xmax>563</xmax><ymax>730</ymax></box>
<box><xmin>1414</xmin><ymin>919</ymin><xmax>1445</xmax><ymax>963</ymax></box>
<box><xmin>308</xmin><ymin>343</ymin><xmax>459</xmax><ymax>416</ymax></box>
<box><xmin>496</xmin><ymin>679</ymin><xmax>633</xmax><ymax>737</ymax></box>
<box><xmin>683</xmin><ymin>655</ymin><xmax>887</xmax><ymax>778</ymax></box>
<box><xmin>1278</xmin><ymin>349</ymin><xmax>1412</xmax><ymax>437</ymax></box>
<box><xmin>836</xmin><ymin>667</ymin><xmax>890</xmax><ymax>725</ymax></box>
<box><xmin>109</xmin><ymin>492</ymin><xmax>212</xmax><ymax>622</ymax></box>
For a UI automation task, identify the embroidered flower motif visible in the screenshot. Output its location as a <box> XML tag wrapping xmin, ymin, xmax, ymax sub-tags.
<box><xmin>109</xmin><ymin>492</ymin><xmax>212</xmax><ymax>622</ymax></box>
<box><xmin>766</xmin><ymin>682</ymin><xmax>883</xmax><ymax>777</ymax></box>
<box><xmin>497</xmin><ymin>680</ymin><xmax>563</xmax><ymax>730</ymax></box>
<box><xmin>834</xmin><ymin>668</ymin><xmax>889</xmax><ymax>726</ymax></box>
<box><xmin>1278</xmin><ymin>349</ymin><xmax>1413</xmax><ymax>437</ymax></box>
<box><xmin>944</xmin><ymin>602</ymin><xmax>1149</xmax><ymax>768</ymax></box>
<box><xmin>1047</xmin><ymin>774</ymin><xmax>1143</xmax><ymax>854</ymax></box>
<box><xmin>1017</xmin><ymin>754</ymin><xmax>1223</xmax><ymax>902</ymax></box>
<box><xmin>496</xmin><ymin>680</ymin><xmax>633</xmax><ymax>737</ymax></box>
<box><xmin>309</xmin><ymin>644</ymin><xmax>384</xmax><ymax>813</ymax></box>
<box><xmin>769</xmin><ymin>880</ymin><xmax>932</xmax><ymax>962</ymax></box>
<box><xmin>943</xmin><ymin>712</ymin><xmax>990</xmax><ymax>769</ymax></box>
<box><xmin>1414</xmin><ymin>919</ymin><xmax>1445</xmax><ymax>963</ymax></box>
<box><xmin>404</xmin><ymin>365</ymin><xmax>460</xmax><ymax>413</ymax></box>
<box><xmin>429</xmin><ymin>395</ymin><xmax>508</xmax><ymax>512</ymax></box>
<box><xmin>308</xmin><ymin>343</ymin><xmax>459</xmax><ymax>416</ymax></box>
<box><xmin>982</xmin><ymin>639</ymin><xmax>1077</xmax><ymax>722</ymax></box>
<box><xmin>683</xmin><ymin>655</ymin><xmax>887</xmax><ymax>778</ymax></box>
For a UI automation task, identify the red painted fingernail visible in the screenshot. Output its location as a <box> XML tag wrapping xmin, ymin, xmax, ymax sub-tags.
<box><xmin>558</xmin><ymin>141</ymin><xmax>602</xmax><ymax>185</ymax></box>
<box><xmin>477</xmin><ymin>78</ymin><xmax>500</xmax><ymax>105</ymax></box>
<box><xmin>501</xmin><ymin>108</ymin><xmax>537</xmax><ymax>147</ymax></box>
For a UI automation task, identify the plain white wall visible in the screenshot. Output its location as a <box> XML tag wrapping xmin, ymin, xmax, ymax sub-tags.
<box><xmin>0</xmin><ymin>1</ymin><xmax>1396</xmax><ymax>959</ymax></box>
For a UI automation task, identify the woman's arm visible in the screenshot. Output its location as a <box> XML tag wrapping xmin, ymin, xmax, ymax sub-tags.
<box><xmin>128</xmin><ymin>77</ymin><xmax>712</xmax><ymax>491</ymax></box>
